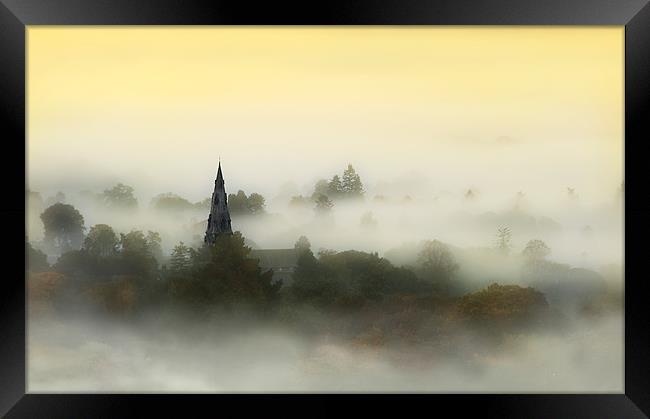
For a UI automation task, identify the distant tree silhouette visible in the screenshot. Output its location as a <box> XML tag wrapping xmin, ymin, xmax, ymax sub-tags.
<box><xmin>522</xmin><ymin>239</ymin><xmax>551</xmax><ymax>262</ymax></box>
<box><xmin>342</xmin><ymin>164</ymin><xmax>364</xmax><ymax>199</ymax></box>
<box><xmin>40</xmin><ymin>203</ymin><xmax>85</xmax><ymax>253</ymax></box>
<box><xmin>294</xmin><ymin>236</ymin><xmax>312</xmax><ymax>255</ymax></box>
<box><xmin>314</xmin><ymin>194</ymin><xmax>333</xmax><ymax>214</ymax></box>
<box><xmin>495</xmin><ymin>227</ymin><xmax>512</xmax><ymax>255</ymax></box>
<box><xmin>103</xmin><ymin>183</ymin><xmax>138</xmax><ymax>209</ymax></box>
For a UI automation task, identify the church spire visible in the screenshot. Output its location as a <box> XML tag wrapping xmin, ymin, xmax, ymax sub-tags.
<box><xmin>204</xmin><ymin>161</ymin><xmax>233</xmax><ymax>245</ymax></box>
<box><xmin>216</xmin><ymin>160</ymin><xmax>223</xmax><ymax>182</ymax></box>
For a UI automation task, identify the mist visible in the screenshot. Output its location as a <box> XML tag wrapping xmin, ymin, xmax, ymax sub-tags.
<box><xmin>26</xmin><ymin>27</ymin><xmax>623</xmax><ymax>393</ymax></box>
<box><xmin>27</xmin><ymin>165</ymin><xmax>623</xmax><ymax>393</ymax></box>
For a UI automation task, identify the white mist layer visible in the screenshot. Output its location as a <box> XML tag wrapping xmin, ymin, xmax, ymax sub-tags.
<box><xmin>28</xmin><ymin>314</ymin><xmax>622</xmax><ymax>393</ymax></box>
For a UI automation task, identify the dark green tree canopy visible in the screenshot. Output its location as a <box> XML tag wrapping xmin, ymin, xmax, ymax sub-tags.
<box><xmin>169</xmin><ymin>241</ymin><xmax>192</xmax><ymax>274</ymax></box>
<box><xmin>40</xmin><ymin>203</ymin><xmax>85</xmax><ymax>252</ymax></box>
<box><xmin>227</xmin><ymin>190</ymin><xmax>266</xmax><ymax>216</ymax></box>
<box><xmin>170</xmin><ymin>232</ymin><xmax>281</xmax><ymax>310</ymax></box>
<box><xmin>84</xmin><ymin>224</ymin><xmax>119</xmax><ymax>257</ymax></box>
<box><xmin>311</xmin><ymin>179</ymin><xmax>330</xmax><ymax>201</ymax></box>
<box><xmin>26</xmin><ymin>241</ymin><xmax>49</xmax><ymax>272</ymax></box>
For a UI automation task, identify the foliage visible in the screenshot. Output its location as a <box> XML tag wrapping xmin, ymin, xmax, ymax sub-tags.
<box><xmin>415</xmin><ymin>240</ymin><xmax>460</xmax><ymax>295</ymax></box>
<box><xmin>289</xmin><ymin>249</ymin><xmax>433</xmax><ymax>308</ymax></box>
<box><xmin>26</xmin><ymin>241</ymin><xmax>49</xmax><ymax>272</ymax></box>
<box><xmin>169</xmin><ymin>232</ymin><xmax>281</xmax><ymax>310</ymax></box>
<box><xmin>417</xmin><ymin>240</ymin><xmax>459</xmax><ymax>280</ymax></box>
<box><xmin>84</xmin><ymin>224</ymin><xmax>119</xmax><ymax>258</ymax></box>
<box><xmin>456</xmin><ymin>283</ymin><xmax>548</xmax><ymax>327</ymax></box>
<box><xmin>327</xmin><ymin>175</ymin><xmax>343</xmax><ymax>199</ymax></box>
<box><xmin>522</xmin><ymin>239</ymin><xmax>551</xmax><ymax>262</ymax></box>
<box><xmin>102</xmin><ymin>183</ymin><xmax>138</xmax><ymax>210</ymax></box>
<box><xmin>40</xmin><ymin>203</ymin><xmax>85</xmax><ymax>253</ymax></box>
<box><xmin>169</xmin><ymin>241</ymin><xmax>192</xmax><ymax>274</ymax></box>
<box><xmin>341</xmin><ymin>164</ymin><xmax>364</xmax><ymax>198</ymax></box>
<box><xmin>495</xmin><ymin>226</ymin><xmax>512</xmax><ymax>255</ymax></box>
<box><xmin>314</xmin><ymin>194</ymin><xmax>333</xmax><ymax>214</ymax></box>
<box><xmin>294</xmin><ymin>236</ymin><xmax>311</xmax><ymax>255</ymax></box>
<box><xmin>151</xmin><ymin>193</ymin><xmax>195</xmax><ymax>212</ymax></box>
<box><xmin>227</xmin><ymin>190</ymin><xmax>266</xmax><ymax>216</ymax></box>
<box><xmin>310</xmin><ymin>164</ymin><xmax>364</xmax><ymax>201</ymax></box>
<box><xmin>54</xmin><ymin>227</ymin><xmax>161</xmax><ymax>280</ymax></box>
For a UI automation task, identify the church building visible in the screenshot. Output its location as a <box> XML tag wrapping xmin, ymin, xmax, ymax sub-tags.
<box><xmin>204</xmin><ymin>162</ymin><xmax>298</xmax><ymax>285</ymax></box>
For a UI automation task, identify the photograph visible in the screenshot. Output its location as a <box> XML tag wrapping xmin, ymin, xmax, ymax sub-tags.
<box><xmin>25</xmin><ymin>26</ymin><xmax>624</xmax><ymax>393</ymax></box>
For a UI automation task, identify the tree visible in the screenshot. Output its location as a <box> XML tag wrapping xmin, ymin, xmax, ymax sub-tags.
<box><xmin>290</xmin><ymin>249</ymin><xmax>430</xmax><ymax>306</ymax></box>
<box><xmin>118</xmin><ymin>230</ymin><xmax>159</xmax><ymax>278</ymax></box>
<box><xmin>247</xmin><ymin>193</ymin><xmax>266</xmax><ymax>215</ymax></box>
<box><xmin>145</xmin><ymin>231</ymin><xmax>163</xmax><ymax>261</ymax></box>
<box><xmin>495</xmin><ymin>227</ymin><xmax>512</xmax><ymax>255</ymax></box>
<box><xmin>417</xmin><ymin>240</ymin><xmax>459</xmax><ymax>281</ymax></box>
<box><xmin>40</xmin><ymin>203</ymin><xmax>85</xmax><ymax>253</ymax></box>
<box><xmin>228</xmin><ymin>190</ymin><xmax>249</xmax><ymax>214</ymax></box>
<box><xmin>227</xmin><ymin>190</ymin><xmax>266</xmax><ymax>216</ymax></box>
<box><xmin>294</xmin><ymin>236</ymin><xmax>311</xmax><ymax>255</ymax></box>
<box><xmin>341</xmin><ymin>164</ymin><xmax>364</xmax><ymax>198</ymax></box>
<box><xmin>311</xmin><ymin>179</ymin><xmax>330</xmax><ymax>201</ymax></box>
<box><xmin>456</xmin><ymin>283</ymin><xmax>548</xmax><ymax>328</ymax></box>
<box><xmin>327</xmin><ymin>175</ymin><xmax>343</xmax><ymax>199</ymax></box>
<box><xmin>84</xmin><ymin>224</ymin><xmax>119</xmax><ymax>257</ymax></box>
<box><xmin>151</xmin><ymin>193</ymin><xmax>194</xmax><ymax>212</ymax></box>
<box><xmin>314</xmin><ymin>194</ymin><xmax>333</xmax><ymax>214</ymax></box>
<box><xmin>170</xmin><ymin>232</ymin><xmax>281</xmax><ymax>309</ymax></box>
<box><xmin>26</xmin><ymin>241</ymin><xmax>49</xmax><ymax>272</ymax></box>
<box><xmin>103</xmin><ymin>183</ymin><xmax>138</xmax><ymax>209</ymax></box>
<box><xmin>120</xmin><ymin>230</ymin><xmax>148</xmax><ymax>254</ymax></box>
<box><xmin>169</xmin><ymin>242</ymin><xmax>192</xmax><ymax>274</ymax></box>
<box><xmin>522</xmin><ymin>239</ymin><xmax>551</xmax><ymax>262</ymax></box>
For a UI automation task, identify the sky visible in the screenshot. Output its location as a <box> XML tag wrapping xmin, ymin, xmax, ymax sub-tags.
<box><xmin>27</xmin><ymin>27</ymin><xmax>623</xmax><ymax>203</ymax></box>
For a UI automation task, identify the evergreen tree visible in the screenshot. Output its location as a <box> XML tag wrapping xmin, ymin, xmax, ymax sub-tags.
<box><xmin>169</xmin><ymin>241</ymin><xmax>192</xmax><ymax>273</ymax></box>
<box><xmin>341</xmin><ymin>164</ymin><xmax>364</xmax><ymax>198</ymax></box>
<box><xmin>327</xmin><ymin>175</ymin><xmax>343</xmax><ymax>199</ymax></box>
<box><xmin>294</xmin><ymin>236</ymin><xmax>311</xmax><ymax>255</ymax></box>
<box><xmin>495</xmin><ymin>227</ymin><xmax>513</xmax><ymax>255</ymax></box>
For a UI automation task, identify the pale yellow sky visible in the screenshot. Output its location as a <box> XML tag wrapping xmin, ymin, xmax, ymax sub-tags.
<box><xmin>27</xmin><ymin>27</ymin><xmax>623</xmax><ymax>202</ymax></box>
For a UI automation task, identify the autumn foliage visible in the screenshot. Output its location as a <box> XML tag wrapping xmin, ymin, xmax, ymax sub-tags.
<box><xmin>455</xmin><ymin>283</ymin><xmax>548</xmax><ymax>327</ymax></box>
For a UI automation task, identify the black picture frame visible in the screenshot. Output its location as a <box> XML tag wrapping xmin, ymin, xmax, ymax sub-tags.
<box><xmin>1</xmin><ymin>0</ymin><xmax>648</xmax><ymax>417</ymax></box>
